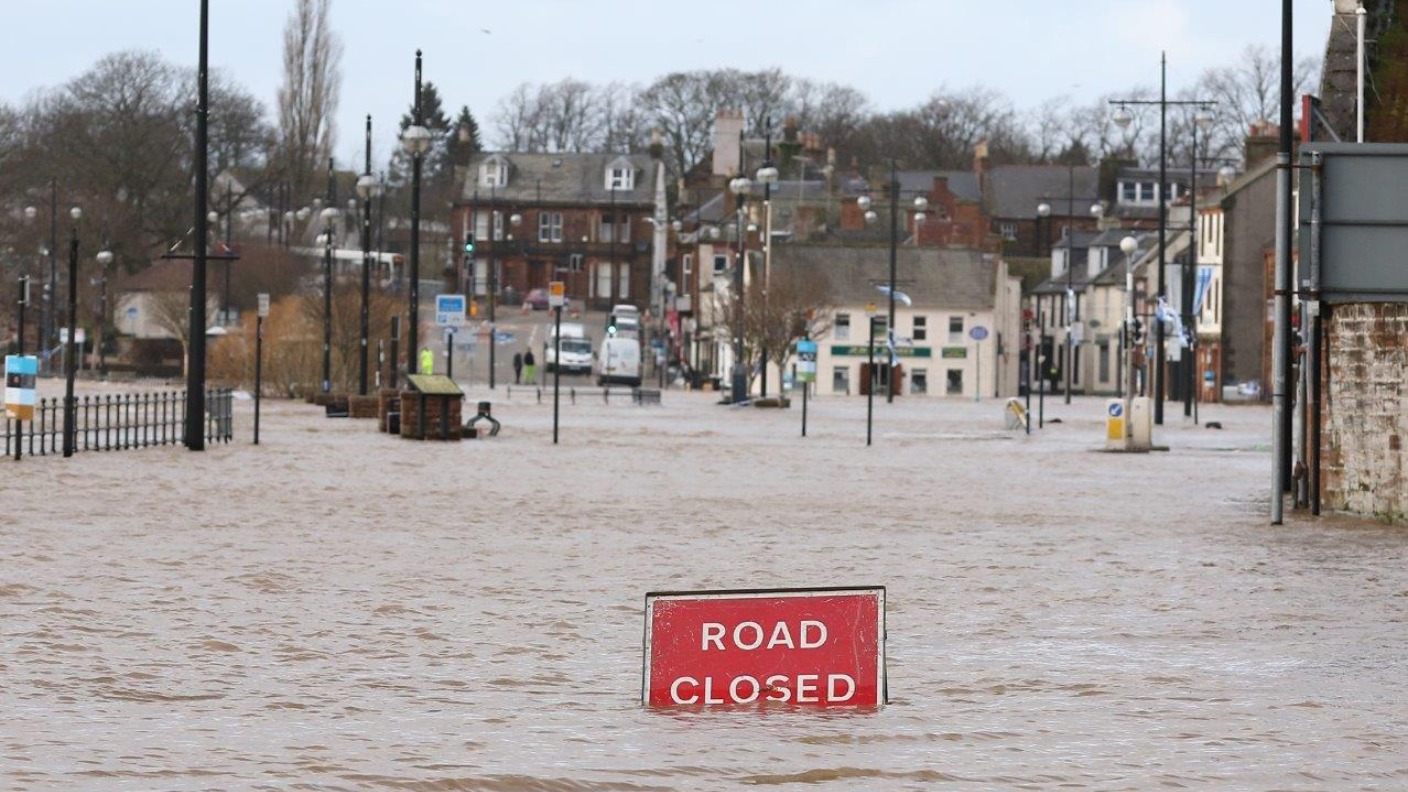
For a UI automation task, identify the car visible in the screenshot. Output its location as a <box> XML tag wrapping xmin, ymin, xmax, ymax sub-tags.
<box><xmin>524</xmin><ymin>287</ymin><xmax>550</xmax><ymax>310</ymax></box>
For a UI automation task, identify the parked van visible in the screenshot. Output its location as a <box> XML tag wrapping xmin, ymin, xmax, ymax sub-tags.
<box><xmin>544</xmin><ymin>322</ymin><xmax>594</xmax><ymax>374</ymax></box>
<box><xmin>608</xmin><ymin>304</ymin><xmax>641</xmax><ymax>337</ymax></box>
<box><xmin>596</xmin><ymin>335</ymin><xmax>642</xmax><ymax>387</ymax></box>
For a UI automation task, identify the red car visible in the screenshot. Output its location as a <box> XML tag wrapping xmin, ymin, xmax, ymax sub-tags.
<box><xmin>524</xmin><ymin>288</ymin><xmax>550</xmax><ymax>310</ymax></box>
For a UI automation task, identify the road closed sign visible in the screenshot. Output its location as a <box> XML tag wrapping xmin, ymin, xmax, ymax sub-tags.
<box><xmin>642</xmin><ymin>586</ymin><xmax>886</xmax><ymax>709</ymax></box>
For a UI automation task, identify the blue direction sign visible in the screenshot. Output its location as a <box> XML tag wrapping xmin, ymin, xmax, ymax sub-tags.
<box><xmin>435</xmin><ymin>294</ymin><xmax>466</xmax><ymax>326</ymax></box>
<box><xmin>969</xmin><ymin>326</ymin><xmax>989</xmax><ymax>341</ymax></box>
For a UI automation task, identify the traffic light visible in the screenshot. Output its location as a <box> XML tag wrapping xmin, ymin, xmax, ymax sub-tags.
<box><xmin>1131</xmin><ymin>319</ymin><xmax>1144</xmax><ymax>346</ymax></box>
<box><xmin>607</xmin><ymin>313</ymin><xmax>618</xmax><ymax>336</ymax></box>
<box><xmin>463</xmin><ymin>233</ymin><xmax>476</xmax><ymax>256</ymax></box>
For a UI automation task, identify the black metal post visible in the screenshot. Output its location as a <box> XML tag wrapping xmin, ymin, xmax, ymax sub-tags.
<box><xmin>553</xmin><ymin>303</ymin><xmax>562</xmax><ymax>444</ymax></box>
<box><xmin>732</xmin><ymin>187</ymin><xmax>747</xmax><ymax>404</ymax></box>
<box><xmin>187</xmin><ymin>0</ymin><xmax>210</xmax><ymax>451</ymax></box>
<box><xmin>62</xmin><ymin>223</ymin><xmax>78</xmax><ymax>458</ymax></box>
<box><xmin>389</xmin><ymin>315</ymin><xmax>401</xmax><ymax>391</ymax></box>
<box><xmin>866</xmin><ymin>313</ymin><xmax>875</xmax><ymax>446</ymax></box>
<box><xmin>360</xmin><ymin>114</ymin><xmax>372</xmax><ymax>397</ymax></box>
<box><xmin>254</xmin><ymin>313</ymin><xmax>263</xmax><ymax>445</ymax></box>
<box><xmin>14</xmin><ymin>274</ymin><xmax>27</xmax><ymax>461</ymax></box>
<box><xmin>446</xmin><ymin>327</ymin><xmax>455</xmax><ymax>380</ymax></box>
<box><xmin>407</xmin><ymin>50</ymin><xmax>424</xmax><ymax>378</ymax></box>
<box><xmin>887</xmin><ymin>159</ymin><xmax>898</xmax><ymax>404</ymax></box>
<box><xmin>45</xmin><ymin>181</ymin><xmax>57</xmax><ymax>372</ymax></box>
<box><xmin>322</xmin><ymin>156</ymin><xmax>334</xmax><ymax>393</ymax></box>
<box><xmin>1155</xmin><ymin>52</ymin><xmax>1168</xmax><ymax>425</ymax></box>
<box><xmin>223</xmin><ymin>180</ymin><xmax>232</xmax><ymax>322</ymax></box>
<box><xmin>1064</xmin><ymin>161</ymin><xmax>1074</xmax><ymax>404</ymax></box>
<box><xmin>98</xmin><ymin>272</ymin><xmax>107</xmax><ymax>376</ymax></box>
<box><xmin>488</xmin><ymin>184</ymin><xmax>497</xmax><ymax>389</ymax></box>
<box><xmin>761</xmin><ymin>120</ymin><xmax>772</xmax><ymax>399</ymax></box>
<box><xmin>1184</xmin><ymin>115</ymin><xmax>1199</xmax><ymax>420</ymax></box>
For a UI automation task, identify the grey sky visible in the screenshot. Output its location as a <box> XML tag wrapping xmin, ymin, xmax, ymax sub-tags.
<box><xmin>0</xmin><ymin>1</ymin><xmax>1335</xmax><ymax>169</ymax></box>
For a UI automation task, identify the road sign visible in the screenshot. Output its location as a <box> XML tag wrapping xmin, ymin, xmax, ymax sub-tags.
<box><xmin>4</xmin><ymin>355</ymin><xmax>38</xmax><ymax>421</ymax></box>
<box><xmin>549</xmin><ymin>280</ymin><xmax>566</xmax><ymax>308</ymax></box>
<box><xmin>796</xmin><ymin>339</ymin><xmax>818</xmax><ymax>383</ymax></box>
<box><xmin>435</xmin><ymin>294</ymin><xmax>466</xmax><ymax>326</ymax></box>
<box><xmin>969</xmin><ymin>326</ymin><xmax>988</xmax><ymax>341</ymax></box>
<box><xmin>642</xmin><ymin>586</ymin><xmax>886</xmax><ymax>708</ymax></box>
<box><xmin>258</xmin><ymin>293</ymin><xmax>270</xmax><ymax>318</ymax></box>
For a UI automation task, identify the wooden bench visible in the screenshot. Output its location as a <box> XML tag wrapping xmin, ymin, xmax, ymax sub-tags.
<box><xmin>632</xmin><ymin>388</ymin><xmax>662</xmax><ymax>406</ymax></box>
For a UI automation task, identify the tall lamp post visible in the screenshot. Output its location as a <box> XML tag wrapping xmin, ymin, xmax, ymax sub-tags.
<box><xmin>62</xmin><ymin>206</ymin><xmax>81</xmax><ymax>458</ymax></box>
<box><xmin>1120</xmin><ymin>235</ymin><xmax>1139</xmax><ymax>447</ymax></box>
<box><xmin>755</xmin><ymin>127</ymin><xmax>778</xmax><ymax>398</ymax></box>
<box><xmin>1111</xmin><ymin>53</ymin><xmax>1214</xmax><ymax>425</ymax></box>
<box><xmin>401</xmin><ymin>50</ymin><xmax>432</xmax><ymax>379</ymax></box>
<box><xmin>728</xmin><ymin>174</ymin><xmax>751</xmax><ymax>403</ymax></box>
<box><xmin>1183</xmin><ymin>106</ymin><xmax>1215</xmax><ymax>420</ymax></box>
<box><xmin>95</xmin><ymin>247</ymin><xmax>113</xmax><ymax>377</ymax></box>
<box><xmin>858</xmin><ymin>170</ymin><xmax>927</xmax><ymax>404</ymax></box>
<box><xmin>356</xmin><ymin>115</ymin><xmax>377</xmax><ymax>397</ymax></box>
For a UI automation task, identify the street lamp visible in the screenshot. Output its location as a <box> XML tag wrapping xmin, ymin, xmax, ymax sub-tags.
<box><xmin>356</xmin><ymin>115</ymin><xmax>378</xmax><ymax>397</ymax></box>
<box><xmin>62</xmin><ymin>205</ymin><xmax>81</xmax><ymax>458</ymax></box>
<box><xmin>95</xmin><ymin>247</ymin><xmax>113</xmax><ymax>377</ymax></box>
<box><xmin>1184</xmin><ymin>106</ymin><xmax>1215</xmax><ymax>422</ymax></box>
<box><xmin>1111</xmin><ymin>52</ymin><xmax>1214</xmax><ymax>425</ymax></box>
<box><xmin>728</xmin><ymin>175</ymin><xmax>751</xmax><ymax>403</ymax></box>
<box><xmin>320</xmin><ymin>202</ymin><xmax>339</xmax><ymax>393</ymax></box>
<box><xmin>860</xmin><ymin>168</ymin><xmax>929</xmax><ymax>404</ymax></box>
<box><xmin>1120</xmin><ymin>234</ymin><xmax>1139</xmax><ymax>448</ymax></box>
<box><xmin>401</xmin><ymin>49</ymin><xmax>433</xmax><ymax>379</ymax></box>
<box><xmin>755</xmin><ymin>154</ymin><xmax>778</xmax><ymax>398</ymax></box>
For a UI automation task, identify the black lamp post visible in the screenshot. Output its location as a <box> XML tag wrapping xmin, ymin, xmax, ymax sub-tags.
<box><xmin>728</xmin><ymin>174</ymin><xmax>751</xmax><ymax>403</ymax></box>
<box><xmin>858</xmin><ymin>168</ymin><xmax>927</xmax><ymax>404</ymax></box>
<box><xmin>1111</xmin><ymin>54</ymin><xmax>1214</xmax><ymax>425</ymax></box>
<box><xmin>756</xmin><ymin>121</ymin><xmax>778</xmax><ymax>398</ymax></box>
<box><xmin>401</xmin><ymin>50</ymin><xmax>432</xmax><ymax>378</ymax></box>
<box><xmin>320</xmin><ymin>157</ymin><xmax>337</xmax><ymax>393</ymax></box>
<box><xmin>95</xmin><ymin>247</ymin><xmax>113</xmax><ymax>377</ymax></box>
<box><xmin>356</xmin><ymin>115</ymin><xmax>377</xmax><ymax>397</ymax></box>
<box><xmin>62</xmin><ymin>205</ymin><xmax>81</xmax><ymax>458</ymax></box>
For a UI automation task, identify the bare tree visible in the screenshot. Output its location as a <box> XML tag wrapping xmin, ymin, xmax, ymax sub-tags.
<box><xmin>738</xmin><ymin>264</ymin><xmax>834</xmax><ymax>390</ymax></box>
<box><xmin>276</xmin><ymin>0</ymin><xmax>342</xmax><ymax>202</ymax></box>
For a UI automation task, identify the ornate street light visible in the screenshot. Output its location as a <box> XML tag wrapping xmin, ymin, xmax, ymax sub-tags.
<box><xmin>356</xmin><ymin>116</ymin><xmax>379</xmax><ymax>396</ymax></box>
<box><xmin>728</xmin><ymin>175</ymin><xmax>751</xmax><ymax>403</ymax></box>
<box><xmin>400</xmin><ymin>50</ymin><xmax>433</xmax><ymax>378</ymax></box>
<box><xmin>62</xmin><ymin>205</ymin><xmax>81</xmax><ymax>458</ymax></box>
<box><xmin>95</xmin><ymin>248</ymin><xmax>114</xmax><ymax>377</ymax></box>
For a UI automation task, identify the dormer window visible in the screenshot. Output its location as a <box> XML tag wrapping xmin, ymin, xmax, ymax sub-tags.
<box><xmin>479</xmin><ymin>155</ymin><xmax>509</xmax><ymax>189</ymax></box>
<box><xmin>605</xmin><ymin>157</ymin><xmax>635</xmax><ymax>191</ymax></box>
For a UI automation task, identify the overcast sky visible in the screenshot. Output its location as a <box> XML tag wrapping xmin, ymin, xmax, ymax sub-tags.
<box><xmin>0</xmin><ymin>1</ymin><xmax>1336</xmax><ymax>168</ymax></box>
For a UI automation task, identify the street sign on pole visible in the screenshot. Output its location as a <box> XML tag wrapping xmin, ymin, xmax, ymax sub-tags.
<box><xmin>435</xmin><ymin>294</ymin><xmax>466</xmax><ymax>326</ymax></box>
<box><xmin>548</xmin><ymin>280</ymin><xmax>566</xmax><ymax>309</ymax></box>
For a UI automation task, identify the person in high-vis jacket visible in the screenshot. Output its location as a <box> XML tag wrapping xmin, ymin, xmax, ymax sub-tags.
<box><xmin>419</xmin><ymin>346</ymin><xmax>434</xmax><ymax>375</ymax></box>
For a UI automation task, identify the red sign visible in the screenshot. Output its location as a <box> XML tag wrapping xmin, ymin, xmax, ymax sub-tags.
<box><xmin>642</xmin><ymin>587</ymin><xmax>886</xmax><ymax>708</ymax></box>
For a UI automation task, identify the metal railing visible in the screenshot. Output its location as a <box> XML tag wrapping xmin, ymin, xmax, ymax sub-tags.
<box><xmin>3</xmin><ymin>389</ymin><xmax>233</xmax><ymax>458</ymax></box>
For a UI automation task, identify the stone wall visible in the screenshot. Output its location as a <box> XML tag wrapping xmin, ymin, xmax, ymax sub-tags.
<box><xmin>1321</xmin><ymin>303</ymin><xmax>1407</xmax><ymax>522</ymax></box>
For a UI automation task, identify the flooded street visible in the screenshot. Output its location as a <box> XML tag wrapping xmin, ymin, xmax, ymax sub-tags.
<box><xmin>3</xmin><ymin>386</ymin><xmax>1405</xmax><ymax>790</ymax></box>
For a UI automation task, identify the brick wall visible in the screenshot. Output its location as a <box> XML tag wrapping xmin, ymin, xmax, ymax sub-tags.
<box><xmin>1321</xmin><ymin>303</ymin><xmax>1407</xmax><ymax>522</ymax></box>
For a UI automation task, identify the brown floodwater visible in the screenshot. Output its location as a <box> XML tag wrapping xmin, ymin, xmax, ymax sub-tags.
<box><xmin>3</xmin><ymin>384</ymin><xmax>1404</xmax><ymax>790</ymax></box>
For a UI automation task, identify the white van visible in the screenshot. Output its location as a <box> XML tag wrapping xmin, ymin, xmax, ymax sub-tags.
<box><xmin>596</xmin><ymin>335</ymin><xmax>641</xmax><ymax>387</ymax></box>
<box><xmin>544</xmin><ymin>323</ymin><xmax>594</xmax><ymax>374</ymax></box>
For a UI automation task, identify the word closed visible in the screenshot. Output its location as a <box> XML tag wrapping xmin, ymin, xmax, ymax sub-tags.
<box><xmin>642</xmin><ymin>587</ymin><xmax>886</xmax><ymax>709</ymax></box>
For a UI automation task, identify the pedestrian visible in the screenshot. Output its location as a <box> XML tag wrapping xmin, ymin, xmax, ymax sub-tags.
<box><xmin>419</xmin><ymin>346</ymin><xmax>434</xmax><ymax>375</ymax></box>
<box><xmin>512</xmin><ymin>351</ymin><xmax>523</xmax><ymax>384</ymax></box>
<box><xmin>522</xmin><ymin>348</ymin><xmax>537</xmax><ymax>385</ymax></box>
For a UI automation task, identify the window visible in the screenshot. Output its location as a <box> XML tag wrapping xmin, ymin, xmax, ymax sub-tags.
<box><xmin>712</xmin><ymin>254</ymin><xmax>728</xmax><ymax>276</ymax></box>
<box><xmin>491</xmin><ymin>210</ymin><xmax>504</xmax><ymax>241</ymax></box>
<box><xmin>833</xmin><ymin>366</ymin><xmax>850</xmax><ymax>395</ymax></box>
<box><xmin>600</xmin><ymin>214</ymin><xmax>629</xmax><ymax>243</ymax></box>
<box><xmin>946</xmin><ymin>369</ymin><xmax>963</xmax><ymax>395</ymax></box>
<box><xmin>913</xmin><ymin>315</ymin><xmax>927</xmax><ymax>341</ymax></box>
<box><xmin>475</xmin><ymin>212</ymin><xmax>489</xmax><ymax>241</ymax></box>
<box><xmin>538</xmin><ymin>212</ymin><xmax>563</xmax><ymax>243</ymax></box>
<box><xmin>606</xmin><ymin>166</ymin><xmax>635</xmax><ymax>191</ymax></box>
<box><xmin>835</xmin><ymin>313</ymin><xmax>851</xmax><ymax>341</ymax></box>
<box><xmin>999</xmin><ymin>221</ymin><xmax>1017</xmax><ymax>241</ymax></box>
<box><xmin>1098</xmin><ymin>341</ymin><xmax>1110</xmax><ymax>382</ymax></box>
<box><xmin>948</xmin><ymin>316</ymin><xmax>964</xmax><ymax>343</ymax></box>
<box><xmin>912</xmin><ymin>368</ymin><xmax>928</xmax><ymax>394</ymax></box>
<box><xmin>594</xmin><ymin>262</ymin><xmax>612</xmax><ymax>299</ymax></box>
<box><xmin>568</xmin><ymin>253</ymin><xmax>584</xmax><ymax>272</ymax></box>
<box><xmin>682</xmin><ymin>254</ymin><xmax>693</xmax><ymax>278</ymax></box>
<box><xmin>480</xmin><ymin>158</ymin><xmax>508</xmax><ymax>188</ymax></box>
<box><xmin>618</xmin><ymin>265</ymin><xmax>629</xmax><ymax>299</ymax></box>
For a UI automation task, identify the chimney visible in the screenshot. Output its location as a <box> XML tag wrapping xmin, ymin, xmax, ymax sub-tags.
<box><xmin>712</xmin><ymin>109</ymin><xmax>745</xmax><ymax>178</ymax></box>
<box><xmin>1245</xmin><ymin>121</ymin><xmax>1280</xmax><ymax>169</ymax></box>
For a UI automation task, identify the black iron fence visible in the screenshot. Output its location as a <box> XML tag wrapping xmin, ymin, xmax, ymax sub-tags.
<box><xmin>3</xmin><ymin>389</ymin><xmax>233</xmax><ymax>458</ymax></box>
